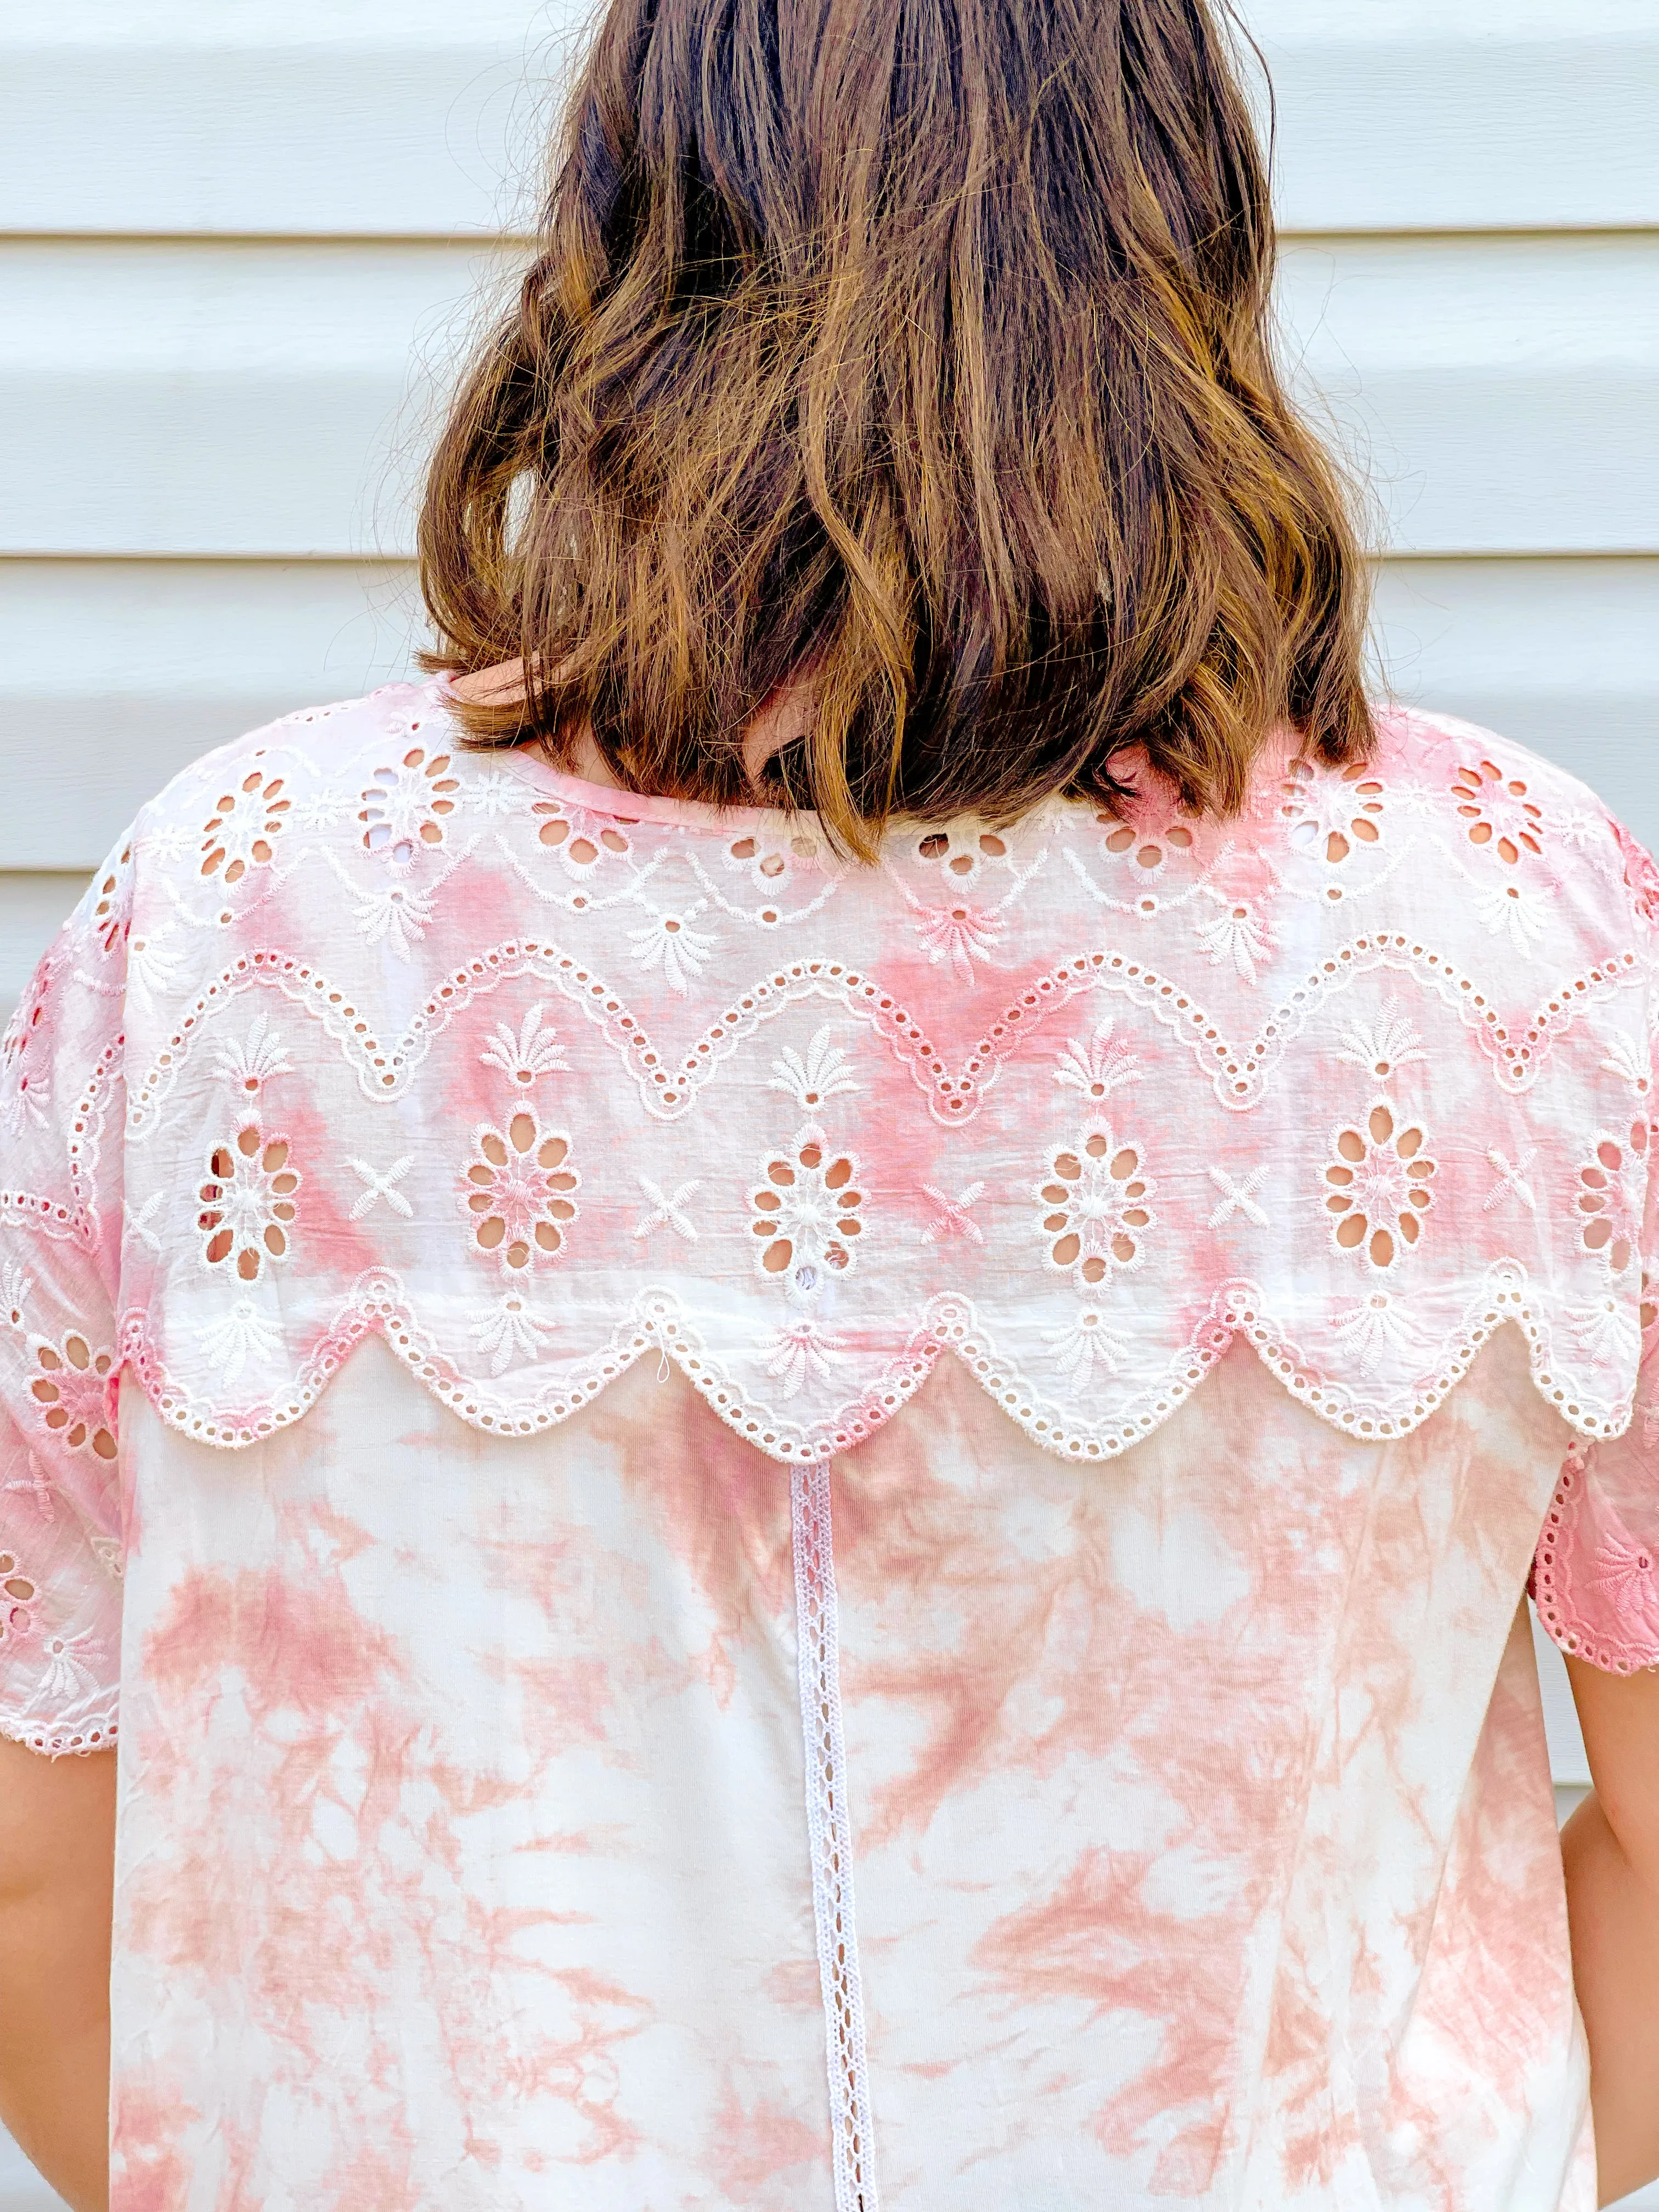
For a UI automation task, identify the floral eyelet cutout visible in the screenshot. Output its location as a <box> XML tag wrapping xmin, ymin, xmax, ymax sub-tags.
<box><xmin>752</xmin><ymin>1131</ymin><xmax>865</xmax><ymax>1297</ymax></box>
<box><xmin>1323</xmin><ymin>1104</ymin><xmax>1435</xmax><ymax>1271</ymax></box>
<box><xmin>0</xmin><ymin>1552</ymin><xmax>37</xmax><ymax>1647</ymax></box>
<box><xmin>1451</xmin><ymin>758</ymin><xmax>1545</xmax><ymax>865</ymax></box>
<box><xmin>29</xmin><ymin>1336</ymin><xmax>117</xmax><ymax>1461</ymax></box>
<box><xmin>198</xmin><ymin>1127</ymin><xmax>300</xmax><ymax>1280</ymax></box>
<box><xmin>1576</xmin><ymin>1120</ymin><xmax>1649</xmax><ymax>1276</ymax></box>
<box><xmin>359</xmin><ymin>747</ymin><xmax>461</xmax><ymax>864</ymax></box>
<box><xmin>200</xmin><ymin>767</ymin><xmax>290</xmax><ymax>885</ymax></box>
<box><xmin>1038</xmin><ymin>1129</ymin><xmax>1154</xmax><ymax>1286</ymax></box>
<box><xmin>462</xmin><ymin>1111</ymin><xmax>580</xmax><ymax>1274</ymax></box>
<box><xmin>1280</xmin><ymin>758</ymin><xmax>1386</xmax><ymax>866</ymax></box>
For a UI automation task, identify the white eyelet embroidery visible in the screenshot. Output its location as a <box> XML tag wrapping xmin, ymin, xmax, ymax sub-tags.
<box><xmin>198</xmin><ymin>1127</ymin><xmax>300</xmax><ymax>1281</ymax></box>
<box><xmin>1037</xmin><ymin>1127</ymin><xmax>1154</xmax><ymax>1286</ymax></box>
<box><xmin>460</xmin><ymin>1111</ymin><xmax>579</xmax><ymax>1274</ymax></box>
<box><xmin>359</xmin><ymin>746</ymin><xmax>461</xmax><ymax>864</ymax></box>
<box><xmin>200</xmin><ymin>766</ymin><xmax>290</xmax><ymax>887</ymax></box>
<box><xmin>752</xmin><ymin>1130</ymin><xmax>866</xmax><ymax>1297</ymax></box>
<box><xmin>212</xmin><ymin>1012</ymin><xmax>294</xmax><ymax>1098</ymax></box>
<box><xmin>1280</xmin><ymin>756</ymin><xmax>1387</xmax><ymax>866</ymax></box>
<box><xmin>1322</xmin><ymin>1103</ymin><xmax>1435</xmax><ymax>1270</ymax></box>
<box><xmin>2</xmin><ymin>685</ymin><xmax>1656</xmax><ymax>1543</ymax></box>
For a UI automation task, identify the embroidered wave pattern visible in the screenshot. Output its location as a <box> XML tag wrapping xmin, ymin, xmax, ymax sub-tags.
<box><xmin>1</xmin><ymin>685</ymin><xmax>1656</xmax><ymax>1688</ymax></box>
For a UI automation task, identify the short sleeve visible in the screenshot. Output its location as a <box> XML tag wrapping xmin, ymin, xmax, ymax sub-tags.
<box><xmin>1533</xmin><ymin>823</ymin><xmax>1659</xmax><ymax>1675</ymax></box>
<box><xmin>0</xmin><ymin>834</ymin><xmax>132</xmax><ymax>1754</ymax></box>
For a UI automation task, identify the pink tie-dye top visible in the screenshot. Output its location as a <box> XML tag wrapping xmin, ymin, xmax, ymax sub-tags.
<box><xmin>1</xmin><ymin>678</ymin><xmax>1655</xmax><ymax>2208</ymax></box>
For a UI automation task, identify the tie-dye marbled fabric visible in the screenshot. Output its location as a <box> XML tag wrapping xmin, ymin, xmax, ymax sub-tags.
<box><xmin>1</xmin><ymin>678</ymin><xmax>1655</xmax><ymax>2209</ymax></box>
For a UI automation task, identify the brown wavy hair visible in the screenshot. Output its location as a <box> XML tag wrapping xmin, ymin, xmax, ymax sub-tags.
<box><xmin>419</xmin><ymin>0</ymin><xmax>1374</xmax><ymax>856</ymax></box>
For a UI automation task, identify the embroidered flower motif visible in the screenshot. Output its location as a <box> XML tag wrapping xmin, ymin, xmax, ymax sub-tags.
<box><xmin>352</xmin><ymin>881</ymin><xmax>436</xmax><ymax>958</ymax></box>
<box><xmin>1</xmin><ymin>1264</ymin><xmax>32</xmax><ymax>1331</ymax></box>
<box><xmin>628</xmin><ymin>911</ymin><xmax>715</xmax><ymax>994</ymax></box>
<box><xmin>534</xmin><ymin>803</ymin><xmax>633</xmax><ymax>869</ymax></box>
<box><xmin>198</xmin><ymin>1126</ymin><xmax>300</xmax><ymax>1281</ymax></box>
<box><xmin>1323</xmin><ymin>1103</ymin><xmax>1435</xmax><ymax>1269</ymax></box>
<box><xmin>127</xmin><ymin>928</ymin><xmax>183</xmax><ymax>1006</ymax></box>
<box><xmin>1599</xmin><ymin>1031</ymin><xmax>1653</xmax><ymax>1097</ymax></box>
<box><xmin>1475</xmin><ymin>878</ymin><xmax>1549</xmax><ymax>953</ymax></box>
<box><xmin>751</xmin><ymin>1130</ymin><xmax>864</xmax><ymax>1296</ymax></box>
<box><xmin>90</xmin><ymin>1535</ymin><xmax>123</xmax><ymax>1582</ymax></box>
<box><xmin>469</xmin><ymin>1291</ymin><xmax>557</xmax><ymax>1376</ymax></box>
<box><xmin>1195</xmin><ymin>898</ymin><xmax>1273</xmax><ymax>984</ymax></box>
<box><xmin>289</xmin><ymin>788</ymin><xmax>356</xmax><ymax>832</ymax></box>
<box><xmin>1</xmin><ymin>972</ymin><xmax>50</xmax><ymax>1137</ymax></box>
<box><xmin>1054</xmin><ymin>1017</ymin><xmax>1142</xmax><ymax>1102</ymax></box>
<box><xmin>197</xmin><ymin>1300</ymin><xmax>283</xmax><ymax>1383</ymax></box>
<box><xmin>915</xmin><ymin>827</ymin><xmax>1009</xmax><ymax>884</ymax></box>
<box><xmin>1046</xmin><ymin>1307</ymin><xmax>1130</xmax><ymax>1391</ymax></box>
<box><xmin>0</xmin><ymin>1553</ymin><xmax>38</xmax><ymax>1647</ymax></box>
<box><xmin>29</xmin><ymin>1335</ymin><xmax>117</xmax><ymax>1461</ymax></box>
<box><xmin>763</xmin><ymin>1319</ymin><xmax>846</xmax><ymax>1398</ymax></box>
<box><xmin>1037</xmin><ymin>1128</ymin><xmax>1154</xmax><ymax>1286</ymax></box>
<box><xmin>1584</xmin><ymin>1527</ymin><xmax>1659</xmax><ymax>1637</ymax></box>
<box><xmin>359</xmin><ymin>746</ymin><xmax>461</xmax><ymax>864</ymax></box>
<box><xmin>200</xmin><ymin>767</ymin><xmax>290</xmax><ymax>885</ymax></box>
<box><xmin>213</xmin><ymin>1011</ymin><xmax>294</xmax><ymax>1098</ymax></box>
<box><xmin>1279</xmin><ymin>758</ymin><xmax>1386</xmax><ymax>866</ymax></box>
<box><xmin>461</xmin><ymin>1110</ymin><xmax>579</xmax><ymax>1274</ymax></box>
<box><xmin>1576</xmin><ymin>1122</ymin><xmax>1649</xmax><ymax>1277</ymax></box>
<box><xmin>89</xmin><ymin>842</ymin><xmax>134</xmax><ymax>956</ymax></box>
<box><xmin>912</xmin><ymin>898</ymin><xmax>1003</xmax><ymax>984</ymax></box>
<box><xmin>37</xmin><ymin>1627</ymin><xmax>103</xmax><ymax>1705</ymax></box>
<box><xmin>480</xmin><ymin>1004</ymin><xmax>571</xmax><ymax>1087</ymax></box>
<box><xmin>769</xmin><ymin>1026</ymin><xmax>860</xmax><ymax>1111</ymax></box>
<box><xmin>1331</xmin><ymin>1290</ymin><xmax>1429</xmax><ymax>1375</ymax></box>
<box><xmin>1336</xmin><ymin>998</ymin><xmax>1426</xmax><ymax>1083</ymax></box>
<box><xmin>1450</xmin><ymin>757</ymin><xmax>1545</xmax><ymax>864</ymax></box>
<box><xmin>1568</xmin><ymin>1295</ymin><xmax>1643</xmax><ymax>1367</ymax></box>
<box><xmin>461</xmin><ymin>770</ymin><xmax>523</xmax><ymax>820</ymax></box>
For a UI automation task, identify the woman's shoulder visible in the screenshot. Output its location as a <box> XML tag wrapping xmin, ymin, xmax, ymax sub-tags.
<box><xmin>125</xmin><ymin>678</ymin><xmax>485</xmax><ymax>868</ymax></box>
<box><xmin>106</xmin><ymin>679</ymin><xmax>1656</xmax><ymax>972</ymax></box>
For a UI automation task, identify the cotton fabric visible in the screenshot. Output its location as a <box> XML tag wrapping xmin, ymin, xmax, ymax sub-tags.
<box><xmin>1</xmin><ymin>677</ymin><xmax>1655</xmax><ymax>2209</ymax></box>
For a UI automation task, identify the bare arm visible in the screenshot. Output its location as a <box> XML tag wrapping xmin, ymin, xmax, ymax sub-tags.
<box><xmin>0</xmin><ymin>1737</ymin><xmax>115</xmax><ymax>2212</ymax></box>
<box><xmin>1562</xmin><ymin>1656</ymin><xmax>1659</xmax><ymax>2207</ymax></box>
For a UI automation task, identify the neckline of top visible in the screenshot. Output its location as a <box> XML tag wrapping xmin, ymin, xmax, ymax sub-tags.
<box><xmin>421</xmin><ymin>671</ymin><xmax>823</xmax><ymax>837</ymax></box>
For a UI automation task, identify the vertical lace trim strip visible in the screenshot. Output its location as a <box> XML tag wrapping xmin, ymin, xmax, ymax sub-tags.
<box><xmin>792</xmin><ymin>1460</ymin><xmax>881</xmax><ymax>2212</ymax></box>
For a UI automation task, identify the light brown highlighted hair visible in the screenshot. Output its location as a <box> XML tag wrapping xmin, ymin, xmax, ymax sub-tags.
<box><xmin>419</xmin><ymin>0</ymin><xmax>1374</xmax><ymax>856</ymax></box>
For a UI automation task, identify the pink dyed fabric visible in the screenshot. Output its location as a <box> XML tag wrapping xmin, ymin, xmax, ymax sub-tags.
<box><xmin>1</xmin><ymin>677</ymin><xmax>1655</xmax><ymax>2208</ymax></box>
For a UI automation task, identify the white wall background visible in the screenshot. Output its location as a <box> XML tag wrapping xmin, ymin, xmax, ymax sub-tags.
<box><xmin>0</xmin><ymin>2</ymin><xmax>1655</xmax><ymax>2205</ymax></box>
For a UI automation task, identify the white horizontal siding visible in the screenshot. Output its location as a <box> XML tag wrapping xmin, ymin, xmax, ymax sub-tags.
<box><xmin>4</xmin><ymin>236</ymin><xmax>1657</xmax><ymax>558</ymax></box>
<box><xmin>3</xmin><ymin>554</ymin><xmax>1655</xmax><ymax>886</ymax></box>
<box><xmin>1</xmin><ymin>1</ymin><xmax>1655</xmax><ymax>235</ymax></box>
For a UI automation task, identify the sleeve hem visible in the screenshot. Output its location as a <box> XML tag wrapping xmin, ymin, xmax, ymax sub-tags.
<box><xmin>1533</xmin><ymin>1440</ymin><xmax>1659</xmax><ymax>1677</ymax></box>
<box><xmin>0</xmin><ymin>1700</ymin><xmax>119</xmax><ymax>1759</ymax></box>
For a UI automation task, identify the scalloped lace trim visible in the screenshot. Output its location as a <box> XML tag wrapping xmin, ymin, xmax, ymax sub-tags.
<box><xmin>114</xmin><ymin>1263</ymin><xmax>1633</xmax><ymax>1465</ymax></box>
<box><xmin>793</xmin><ymin>1461</ymin><xmax>879</xmax><ymax>2211</ymax></box>
<box><xmin>1534</xmin><ymin>1441</ymin><xmax>1659</xmax><ymax>1675</ymax></box>
<box><xmin>0</xmin><ymin>1701</ymin><xmax>119</xmax><ymax>1759</ymax></box>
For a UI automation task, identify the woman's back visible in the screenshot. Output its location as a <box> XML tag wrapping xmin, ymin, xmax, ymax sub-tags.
<box><xmin>3</xmin><ymin>673</ymin><xmax>1654</xmax><ymax>2205</ymax></box>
